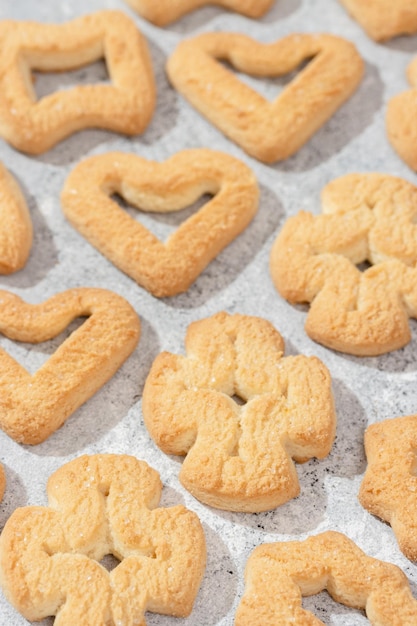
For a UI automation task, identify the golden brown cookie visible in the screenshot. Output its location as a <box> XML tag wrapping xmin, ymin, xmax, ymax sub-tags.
<box><xmin>0</xmin><ymin>454</ymin><xmax>206</xmax><ymax>624</ymax></box>
<box><xmin>166</xmin><ymin>33</ymin><xmax>363</xmax><ymax>163</ymax></box>
<box><xmin>142</xmin><ymin>312</ymin><xmax>336</xmax><ymax>512</ymax></box>
<box><xmin>339</xmin><ymin>0</ymin><xmax>417</xmax><ymax>41</ymax></box>
<box><xmin>0</xmin><ymin>10</ymin><xmax>155</xmax><ymax>154</ymax></box>
<box><xmin>359</xmin><ymin>415</ymin><xmax>417</xmax><ymax>561</ymax></box>
<box><xmin>270</xmin><ymin>173</ymin><xmax>417</xmax><ymax>356</ymax></box>
<box><xmin>236</xmin><ymin>531</ymin><xmax>417</xmax><ymax>625</ymax></box>
<box><xmin>0</xmin><ymin>162</ymin><xmax>32</xmax><ymax>273</ymax></box>
<box><xmin>387</xmin><ymin>56</ymin><xmax>417</xmax><ymax>171</ymax></box>
<box><xmin>0</xmin><ymin>464</ymin><xmax>5</xmax><ymax>502</ymax></box>
<box><xmin>0</xmin><ymin>288</ymin><xmax>140</xmax><ymax>444</ymax></box>
<box><xmin>124</xmin><ymin>0</ymin><xmax>274</xmax><ymax>25</ymax></box>
<box><xmin>61</xmin><ymin>149</ymin><xmax>258</xmax><ymax>298</ymax></box>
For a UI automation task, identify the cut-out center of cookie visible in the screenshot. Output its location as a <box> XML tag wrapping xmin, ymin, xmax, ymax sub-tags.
<box><xmin>33</xmin><ymin>58</ymin><xmax>110</xmax><ymax>100</ymax></box>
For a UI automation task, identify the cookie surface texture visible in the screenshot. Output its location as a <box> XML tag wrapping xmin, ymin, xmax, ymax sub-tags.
<box><xmin>235</xmin><ymin>531</ymin><xmax>417</xmax><ymax>625</ymax></box>
<box><xmin>142</xmin><ymin>312</ymin><xmax>336</xmax><ymax>512</ymax></box>
<box><xmin>166</xmin><ymin>33</ymin><xmax>363</xmax><ymax>163</ymax></box>
<box><xmin>270</xmin><ymin>173</ymin><xmax>417</xmax><ymax>355</ymax></box>
<box><xmin>61</xmin><ymin>149</ymin><xmax>258</xmax><ymax>297</ymax></box>
<box><xmin>359</xmin><ymin>415</ymin><xmax>417</xmax><ymax>561</ymax></box>
<box><xmin>0</xmin><ymin>288</ymin><xmax>140</xmax><ymax>444</ymax></box>
<box><xmin>0</xmin><ymin>10</ymin><xmax>155</xmax><ymax>154</ymax></box>
<box><xmin>124</xmin><ymin>0</ymin><xmax>274</xmax><ymax>25</ymax></box>
<box><xmin>339</xmin><ymin>0</ymin><xmax>417</xmax><ymax>41</ymax></box>
<box><xmin>0</xmin><ymin>454</ymin><xmax>206</xmax><ymax>624</ymax></box>
<box><xmin>387</xmin><ymin>56</ymin><xmax>417</xmax><ymax>171</ymax></box>
<box><xmin>0</xmin><ymin>161</ymin><xmax>32</xmax><ymax>273</ymax></box>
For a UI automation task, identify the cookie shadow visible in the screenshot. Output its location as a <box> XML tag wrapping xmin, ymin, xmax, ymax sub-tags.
<box><xmin>0</xmin><ymin>466</ymin><xmax>27</xmax><ymax>531</ymax></box>
<box><xmin>384</xmin><ymin>32</ymin><xmax>417</xmax><ymax>53</ymax></box>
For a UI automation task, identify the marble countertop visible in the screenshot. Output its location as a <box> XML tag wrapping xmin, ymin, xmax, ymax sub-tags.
<box><xmin>0</xmin><ymin>0</ymin><xmax>416</xmax><ymax>624</ymax></box>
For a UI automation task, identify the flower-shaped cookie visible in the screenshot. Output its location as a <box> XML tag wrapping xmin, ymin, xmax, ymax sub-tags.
<box><xmin>142</xmin><ymin>312</ymin><xmax>336</xmax><ymax>512</ymax></box>
<box><xmin>387</xmin><ymin>56</ymin><xmax>417</xmax><ymax>172</ymax></box>
<box><xmin>0</xmin><ymin>162</ymin><xmax>32</xmax><ymax>273</ymax></box>
<box><xmin>0</xmin><ymin>288</ymin><xmax>140</xmax><ymax>444</ymax></box>
<box><xmin>339</xmin><ymin>0</ymin><xmax>417</xmax><ymax>41</ymax></box>
<box><xmin>0</xmin><ymin>10</ymin><xmax>155</xmax><ymax>154</ymax></box>
<box><xmin>0</xmin><ymin>454</ymin><xmax>206</xmax><ymax>625</ymax></box>
<box><xmin>270</xmin><ymin>173</ymin><xmax>417</xmax><ymax>355</ymax></box>
<box><xmin>359</xmin><ymin>415</ymin><xmax>417</xmax><ymax>561</ymax></box>
<box><xmin>167</xmin><ymin>33</ymin><xmax>363</xmax><ymax>163</ymax></box>
<box><xmin>236</xmin><ymin>531</ymin><xmax>417</xmax><ymax>625</ymax></box>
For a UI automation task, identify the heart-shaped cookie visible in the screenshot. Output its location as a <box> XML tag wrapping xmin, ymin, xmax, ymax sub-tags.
<box><xmin>166</xmin><ymin>33</ymin><xmax>364</xmax><ymax>163</ymax></box>
<box><xmin>61</xmin><ymin>149</ymin><xmax>259</xmax><ymax>297</ymax></box>
<box><xmin>0</xmin><ymin>288</ymin><xmax>140</xmax><ymax>444</ymax></box>
<box><xmin>0</xmin><ymin>10</ymin><xmax>155</xmax><ymax>154</ymax></box>
<box><xmin>0</xmin><ymin>162</ymin><xmax>32</xmax><ymax>273</ymax></box>
<box><xmin>339</xmin><ymin>0</ymin><xmax>417</xmax><ymax>41</ymax></box>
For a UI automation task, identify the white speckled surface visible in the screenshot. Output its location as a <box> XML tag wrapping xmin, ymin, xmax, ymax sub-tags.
<box><xmin>0</xmin><ymin>0</ymin><xmax>417</xmax><ymax>624</ymax></box>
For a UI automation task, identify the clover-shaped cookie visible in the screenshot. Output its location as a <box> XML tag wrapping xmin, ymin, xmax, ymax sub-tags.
<box><xmin>166</xmin><ymin>33</ymin><xmax>363</xmax><ymax>163</ymax></box>
<box><xmin>0</xmin><ymin>161</ymin><xmax>32</xmax><ymax>273</ymax></box>
<box><xmin>0</xmin><ymin>454</ymin><xmax>206</xmax><ymax>625</ymax></box>
<box><xmin>0</xmin><ymin>10</ymin><xmax>155</xmax><ymax>154</ymax></box>
<box><xmin>270</xmin><ymin>173</ymin><xmax>417</xmax><ymax>355</ymax></box>
<box><xmin>236</xmin><ymin>531</ymin><xmax>417</xmax><ymax>625</ymax></box>
<box><xmin>387</xmin><ymin>56</ymin><xmax>417</xmax><ymax>172</ymax></box>
<box><xmin>124</xmin><ymin>0</ymin><xmax>274</xmax><ymax>25</ymax></box>
<box><xmin>0</xmin><ymin>288</ymin><xmax>140</xmax><ymax>444</ymax></box>
<box><xmin>359</xmin><ymin>415</ymin><xmax>417</xmax><ymax>561</ymax></box>
<box><xmin>142</xmin><ymin>312</ymin><xmax>336</xmax><ymax>512</ymax></box>
<box><xmin>339</xmin><ymin>0</ymin><xmax>417</xmax><ymax>41</ymax></box>
<box><xmin>61</xmin><ymin>149</ymin><xmax>258</xmax><ymax>297</ymax></box>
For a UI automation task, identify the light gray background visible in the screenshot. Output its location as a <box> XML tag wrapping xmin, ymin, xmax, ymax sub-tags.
<box><xmin>0</xmin><ymin>0</ymin><xmax>416</xmax><ymax>624</ymax></box>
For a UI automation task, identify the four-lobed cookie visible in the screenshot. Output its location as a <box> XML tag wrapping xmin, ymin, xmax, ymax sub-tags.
<box><xmin>142</xmin><ymin>312</ymin><xmax>336</xmax><ymax>512</ymax></box>
<box><xmin>166</xmin><ymin>33</ymin><xmax>364</xmax><ymax>163</ymax></box>
<box><xmin>339</xmin><ymin>0</ymin><xmax>417</xmax><ymax>41</ymax></box>
<box><xmin>124</xmin><ymin>0</ymin><xmax>275</xmax><ymax>26</ymax></box>
<box><xmin>0</xmin><ymin>10</ymin><xmax>155</xmax><ymax>154</ymax></box>
<box><xmin>0</xmin><ymin>454</ymin><xmax>206</xmax><ymax>625</ymax></box>
<box><xmin>61</xmin><ymin>149</ymin><xmax>259</xmax><ymax>297</ymax></box>
<box><xmin>0</xmin><ymin>288</ymin><xmax>140</xmax><ymax>444</ymax></box>
<box><xmin>387</xmin><ymin>55</ymin><xmax>417</xmax><ymax>172</ymax></box>
<box><xmin>235</xmin><ymin>531</ymin><xmax>417</xmax><ymax>625</ymax></box>
<box><xmin>359</xmin><ymin>415</ymin><xmax>417</xmax><ymax>561</ymax></box>
<box><xmin>270</xmin><ymin>173</ymin><xmax>417</xmax><ymax>356</ymax></box>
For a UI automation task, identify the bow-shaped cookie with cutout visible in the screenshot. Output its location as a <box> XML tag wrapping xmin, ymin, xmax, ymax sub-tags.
<box><xmin>0</xmin><ymin>161</ymin><xmax>32</xmax><ymax>273</ymax></box>
<box><xmin>236</xmin><ymin>531</ymin><xmax>417</xmax><ymax>625</ymax></box>
<box><xmin>142</xmin><ymin>312</ymin><xmax>336</xmax><ymax>512</ymax></box>
<box><xmin>270</xmin><ymin>173</ymin><xmax>417</xmax><ymax>355</ymax></box>
<box><xmin>0</xmin><ymin>454</ymin><xmax>206</xmax><ymax>625</ymax></box>
<box><xmin>0</xmin><ymin>288</ymin><xmax>140</xmax><ymax>444</ymax></box>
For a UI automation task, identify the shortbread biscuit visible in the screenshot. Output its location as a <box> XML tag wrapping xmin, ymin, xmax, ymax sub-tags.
<box><xmin>0</xmin><ymin>288</ymin><xmax>140</xmax><ymax>444</ymax></box>
<box><xmin>0</xmin><ymin>10</ymin><xmax>155</xmax><ymax>154</ymax></box>
<box><xmin>0</xmin><ymin>454</ymin><xmax>206</xmax><ymax>624</ymax></box>
<box><xmin>359</xmin><ymin>415</ymin><xmax>417</xmax><ymax>561</ymax></box>
<box><xmin>387</xmin><ymin>56</ymin><xmax>417</xmax><ymax>171</ymax></box>
<box><xmin>0</xmin><ymin>162</ymin><xmax>32</xmax><ymax>273</ymax></box>
<box><xmin>339</xmin><ymin>0</ymin><xmax>417</xmax><ymax>41</ymax></box>
<box><xmin>270</xmin><ymin>173</ymin><xmax>417</xmax><ymax>355</ymax></box>
<box><xmin>236</xmin><ymin>531</ymin><xmax>417</xmax><ymax>625</ymax></box>
<box><xmin>124</xmin><ymin>0</ymin><xmax>274</xmax><ymax>26</ymax></box>
<box><xmin>166</xmin><ymin>33</ymin><xmax>363</xmax><ymax>163</ymax></box>
<box><xmin>0</xmin><ymin>464</ymin><xmax>5</xmax><ymax>502</ymax></box>
<box><xmin>142</xmin><ymin>312</ymin><xmax>335</xmax><ymax>512</ymax></box>
<box><xmin>61</xmin><ymin>149</ymin><xmax>258</xmax><ymax>298</ymax></box>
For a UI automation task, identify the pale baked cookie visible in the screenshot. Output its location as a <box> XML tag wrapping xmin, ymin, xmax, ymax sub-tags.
<box><xmin>61</xmin><ymin>149</ymin><xmax>258</xmax><ymax>298</ymax></box>
<box><xmin>0</xmin><ymin>288</ymin><xmax>140</xmax><ymax>444</ymax></box>
<box><xmin>0</xmin><ymin>10</ymin><xmax>155</xmax><ymax>154</ymax></box>
<box><xmin>387</xmin><ymin>56</ymin><xmax>417</xmax><ymax>171</ymax></box>
<box><xmin>166</xmin><ymin>33</ymin><xmax>363</xmax><ymax>163</ymax></box>
<box><xmin>339</xmin><ymin>0</ymin><xmax>417</xmax><ymax>41</ymax></box>
<box><xmin>0</xmin><ymin>454</ymin><xmax>206</xmax><ymax>624</ymax></box>
<box><xmin>359</xmin><ymin>415</ymin><xmax>417</xmax><ymax>561</ymax></box>
<box><xmin>124</xmin><ymin>0</ymin><xmax>274</xmax><ymax>26</ymax></box>
<box><xmin>270</xmin><ymin>173</ymin><xmax>417</xmax><ymax>356</ymax></box>
<box><xmin>236</xmin><ymin>531</ymin><xmax>417</xmax><ymax>625</ymax></box>
<box><xmin>0</xmin><ymin>162</ymin><xmax>32</xmax><ymax>273</ymax></box>
<box><xmin>142</xmin><ymin>312</ymin><xmax>336</xmax><ymax>512</ymax></box>
<box><xmin>0</xmin><ymin>464</ymin><xmax>5</xmax><ymax>502</ymax></box>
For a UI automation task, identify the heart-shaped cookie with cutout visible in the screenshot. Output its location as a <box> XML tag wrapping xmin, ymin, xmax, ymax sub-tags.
<box><xmin>0</xmin><ymin>10</ymin><xmax>155</xmax><ymax>154</ymax></box>
<box><xmin>0</xmin><ymin>161</ymin><xmax>32</xmax><ymax>273</ymax></box>
<box><xmin>0</xmin><ymin>288</ymin><xmax>140</xmax><ymax>444</ymax></box>
<box><xmin>339</xmin><ymin>0</ymin><xmax>417</xmax><ymax>41</ymax></box>
<box><xmin>61</xmin><ymin>149</ymin><xmax>259</xmax><ymax>297</ymax></box>
<box><xmin>166</xmin><ymin>33</ymin><xmax>364</xmax><ymax>163</ymax></box>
